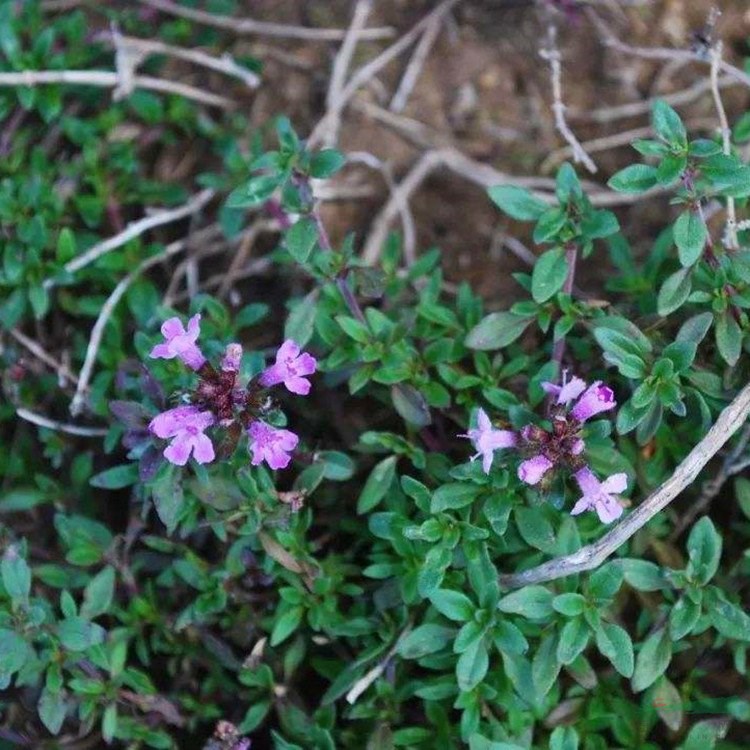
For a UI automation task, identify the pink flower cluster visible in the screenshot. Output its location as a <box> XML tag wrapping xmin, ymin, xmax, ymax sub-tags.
<box><xmin>460</xmin><ymin>372</ymin><xmax>626</xmax><ymax>523</ymax></box>
<box><xmin>148</xmin><ymin>315</ymin><xmax>316</xmax><ymax>471</ymax></box>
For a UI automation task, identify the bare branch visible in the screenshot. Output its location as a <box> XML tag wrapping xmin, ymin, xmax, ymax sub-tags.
<box><xmin>0</xmin><ymin>70</ymin><xmax>233</xmax><ymax>109</ymax></box>
<box><xmin>7</xmin><ymin>328</ymin><xmax>79</xmax><ymax>386</ymax></box>
<box><xmin>540</xmin><ymin>25</ymin><xmax>597</xmax><ymax>174</ymax></box>
<box><xmin>322</xmin><ymin>0</ymin><xmax>373</xmax><ymax>148</ymax></box>
<box><xmin>104</xmin><ymin>34</ymin><xmax>261</xmax><ymax>89</ymax></box>
<box><xmin>389</xmin><ymin>11</ymin><xmax>444</xmax><ymax>113</ymax></box>
<box><xmin>499</xmin><ymin>381</ymin><xmax>750</xmax><ymax>589</ymax></box>
<box><xmin>572</xmin><ymin>75</ymin><xmax>737</xmax><ymax>123</ymax></box>
<box><xmin>587</xmin><ymin>8</ymin><xmax>750</xmax><ymax>90</ymax></box>
<box><xmin>16</xmin><ymin>407</ymin><xmax>108</xmax><ymax>437</ymax></box>
<box><xmin>44</xmin><ymin>189</ymin><xmax>215</xmax><ymax>289</ymax></box>
<box><xmin>709</xmin><ymin>42</ymin><xmax>739</xmax><ymax>250</ymax></box>
<box><xmin>138</xmin><ymin>0</ymin><xmax>394</xmax><ymax>42</ymax></box>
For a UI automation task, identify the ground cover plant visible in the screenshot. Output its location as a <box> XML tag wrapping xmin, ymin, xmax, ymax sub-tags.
<box><xmin>2</xmin><ymin>1</ymin><xmax>750</xmax><ymax>748</ymax></box>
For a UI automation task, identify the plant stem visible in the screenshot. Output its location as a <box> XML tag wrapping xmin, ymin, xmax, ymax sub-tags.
<box><xmin>311</xmin><ymin>205</ymin><xmax>368</xmax><ymax>325</ymax></box>
<box><xmin>550</xmin><ymin>242</ymin><xmax>578</xmax><ymax>372</ymax></box>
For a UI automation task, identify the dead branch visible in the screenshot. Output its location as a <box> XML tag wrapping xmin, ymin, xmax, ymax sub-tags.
<box><xmin>0</xmin><ymin>70</ymin><xmax>233</xmax><ymax>109</ymax></box>
<box><xmin>389</xmin><ymin>11</ymin><xmax>445</xmax><ymax>113</ymax></box>
<box><xmin>104</xmin><ymin>34</ymin><xmax>261</xmax><ymax>89</ymax></box>
<box><xmin>16</xmin><ymin>407</ymin><xmax>108</xmax><ymax>437</ymax></box>
<box><xmin>540</xmin><ymin>25</ymin><xmax>597</xmax><ymax>174</ymax></box>
<box><xmin>44</xmin><ymin>189</ymin><xmax>215</xmax><ymax>289</ymax></box>
<box><xmin>322</xmin><ymin>0</ymin><xmax>374</xmax><ymax>148</ymax></box>
<box><xmin>709</xmin><ymin>42</ymin><xmax>739</xmax><ymax>250</ymax></box>
<box><xmin>138</xmin><ymin>0</ymin><xmax>394</xmax><ymax>42</ymax></box>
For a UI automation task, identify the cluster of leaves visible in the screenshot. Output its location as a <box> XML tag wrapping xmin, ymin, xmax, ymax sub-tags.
<box><xmin>2</xmin><ymin>3</ymin><xmax>750</xmax><ymax>749</ymax></box>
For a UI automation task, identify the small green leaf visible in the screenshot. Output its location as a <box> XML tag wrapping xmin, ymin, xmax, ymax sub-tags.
<box><xmin>270</xmin><ymin>606</ymin><xmax>304</xmax><ymax>646</ymax></box>
<box><xmin>498</xmin><ymin>586</ymin><xmax>553</xmax><ymax>620</ymax></box>
<box><xmin>686</xmin><ymin>517</ymin><xmax>722</xmax><ymax>584</ymax></box>
<box><xmin>309</xmin><ymin>149</ymin><xmax>345</xmax><ymax>179</ymax></box>
<box><xmin>465</xmin><ymin>312</ymin><xmax>533</xmax><ymax>350</ymax></box>
<box><xmin>57</xmin><ymin>617</ymin><xmax>106</xmax><ymax>652</ymax></box>
<box><xmin>81</xmin><ymin>566</ymin><xmax>115</xmax><ymax>620</ymax></box>
<box><xmin>89</xmin><ymin>464</ymin><xmax>139</xmax><ymax>490</ymax></box>
<box><xmin>456</xmin><ymin>638</ymin><xmax>489</xmax><ymax>692</ymax></box>
<box><xmin>487</xmin><ymin>185</ymin><xmax>547</xmax><ymax>221</ymax></box>
<box><xmin>652</xmin><ymin>99</ymin><xmax>687</xmax><ymax>147</ymax></box>
<box><xmin>396</xmin><ymin>624</ymin><xmax>453</xmax><ymax>659</ymax></box>
<box><xmin>531</xmin><ymin>247</ymin><xmax>569</xmax><ymax>303</ymax></box>
<box><xmin>657</xmin><ymin>267</ymin><xmax>692</xmax><ymax>316</ymax></box>
<box><xmin>1</xmin><ymin>552</ymin><xmax>31</xmax><ymax>601</ymax></box>
<box><xmin>632</xmin><ymin>627</ymin><xmax>671</xmax><ymax>692</ymax></box>
<box><xmin>673</xmin><ymin>211</ymin><xmax>707</xmax><ymax>266</ymax></box>
<box><xmin>38</xmin><ymin>689</ymin><xmax>67</xmax><ymax>735</ymax></box>
<box><xmin>608</xmin><ymin>164</ymin><xmax>659</xmax><ymax>194</ymax></box>
<box><xmin>595</xmin><ymin>621</ymin><xmax>634</xmax><ymax>677</ymax></box>
<box><xmin>430</xmin><ymin>590</ymin><xmax>475</xmax><ymax>622</ymax></box>
<box><xmin>431</xmin><ymin>483</ymin><xmax>483</xmax><ymax>512</ymax></box>
<box><xmin>715</xmin><ymin>310</ymin><xmax>742</xmax><ymax>366</ymax></box>
<box><xmin>557</xmin><ymin>617</ymin><xmax>589</xmax><ymax>665</ymax></box>
<box><xmin>285</xmin><ymin>218</ymin><xmax>318</xmax><ymax>263</ymax></box>
<box><xmin>357</xmin><ymin>456</ymin><xmax>398</xmax><ymax>514</ymax></box>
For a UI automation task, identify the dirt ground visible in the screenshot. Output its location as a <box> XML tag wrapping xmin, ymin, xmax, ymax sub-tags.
<box><xmin>222</xmin><ymin>0</ymin><xmax>750</xmax><ymax>300</ymax></box>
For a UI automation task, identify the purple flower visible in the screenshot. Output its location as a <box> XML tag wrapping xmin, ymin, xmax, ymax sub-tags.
<box><xmin>570</xmin><ymin>381</ymin><xmax>616</xmax><ymax>423</ymax></box>
<box><xmin>459</xmin><ymin>407</ymin><xmax>517</xmax><ymax>474</ymax></box>
<box><xmin>149</xmin><ymin>405</ymin><xmax>215</xmax><ymax>466</ymax></box>
<box><xmin>221</xmin><ymin>343</ymin><xmax>242</xmax><ymax>373</ymax></box>
<box><xmin>259</xmin><ymin>340</ymin><xmax>317</xmax><ymax>395</ymax></box>
<box><xmin>150</xmin><ymin>315</ymin><xmax>206</xmax><ymax>371</ymax></box>
<box><xmin>542</xmin><ymin>371</ymin><xmax>587</xmax><ymax>405</ymax></box>
<box><xmin>571</xmin><ymin>467</ymin><xmax>626</xmax><ymax>523</ymax></box>
<box><xmin>518</xmin><ymin>454</ymin><xmax>553</xmax><ymax>485</ymax></box>
<box><xmin>248</xmin><ymin>420</ymin><xmax>299</xmax><ymax>470</ymax></box>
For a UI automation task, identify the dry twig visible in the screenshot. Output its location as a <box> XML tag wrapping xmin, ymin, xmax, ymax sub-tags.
<box><xmin>322</xmin><ymin>0</ymin><xmax>374</xmax><ymax>148</ymax></box>
<box><xmin>540</xmin><ymin>25</ymin><xmax>597</xmax><ymax>174</ymax></box>
<box><xmin>138</xmin><ymin>0</ymin><xmax>394</xmax><ymax>42</ymax></box>
<box><xmin>389</xmin><ymin>11</ymin><xmax>445</xmax><ymax>113</ymax></box>
<box><xmin>0</xmin><ymin>70</ymin><xmax>233</xmax><ymax>109</ymax></box>
<box><xmin>499</xmin><ymin>381</ymin><xmax>750</xmax><ymax>589</ymax></box>
<box><xmin>7</xmin><ymin>328</ymin><xmax>79</xmax><ymax>386</ymax></box>
<box><xmin>16</xmin><ymin>407</ymin><xmax>108</xmax><ymax>437</ymax></box>
<box><xmin>587</xmin><ymin>8</ymin><xmax>750</xmax><ymax>90</ymax></box>
<box><xmin>104</xmin><ymin>34</ymin><xmax>261</xmax><ymax>89</ymax></box>
<box><xmin>709</xmin><ymin>42</ymin><xmax>739</xmax><ymax>250</ymax></box>
<box><xmin>44</xmin><ymin>189</ymin><xmax>215</xmax><ymax>289</ymax></box>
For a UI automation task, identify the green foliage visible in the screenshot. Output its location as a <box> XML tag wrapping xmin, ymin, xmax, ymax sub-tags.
<box><xmin>1</xmin><ymin>6</ymin><xmax>749</xmax><ymax>749</ymax></box>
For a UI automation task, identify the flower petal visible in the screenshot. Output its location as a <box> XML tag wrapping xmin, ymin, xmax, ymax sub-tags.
<box><xmin>601</xmin><ymin>472</ymin><xmax>628</xmax><ymax>495</ymax></box>
<box><xmin>595</xmin><ymin>495</ymin><xmax>624</xmax><ymax>524</ymax></box>
<box><xmin>570</xmin><ymin>497</ymin><xmax>591</xmax><ymax>516</ymax></box>
<box><xmin>191</xmin><ymin>433</ymin><xmax>215</xmax><ymax>464</ymax></box>
<box><xmin>277</xmin><ymin>339</ymin><xmax>300</xmax><ymax>362</ymax></box>
<box><xmin>164</xmin><ymin>435</ymin><xmax>192</xmax><ymax>465</ymax></box>
<box><xmin>285</xmin><ymin>376</ymin><xmax>311</xmax><ymax>395</ymax></box>
<box><xmin>150</xmin><ymin>343</ymin><xmax>176</xmax><ymax>360</ymax></box>
<box><xmin>161</xmin><ymin>317</ymin><xmax>185</xmax><ymax>339</ymax></box>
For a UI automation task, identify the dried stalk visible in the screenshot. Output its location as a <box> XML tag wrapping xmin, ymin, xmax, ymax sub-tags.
<box><xmin>0</xmin><ymin>70</ymin><xmax>233</xmax><ymax>109</ymax></box>
<box><xmin>16</xmin><ymin>407</ymin><xmax>108</xmax><ymax>437</ymax></box>
<box><xmin>709</xmin><ymin>42</ymin><xmax>738</xmax><ymax>250</ymax></box>
<box><xmin>138</xmin><ymin>0</ymin><xmax>394</xmax><ymax>42</ymax></box>
<box><xmin>540</xmin><ymin>25</ymin><xmax>597</xmax><ymax>174</ymax></box>
<box><xmin>44</xmin><ymin>189</ymin><xmax>214</xmax><ymax>289</ymax></box>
